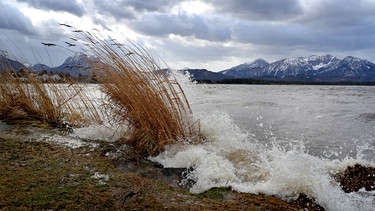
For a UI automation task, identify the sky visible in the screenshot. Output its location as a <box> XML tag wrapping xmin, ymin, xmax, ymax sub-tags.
<box><xmin>1</xmin><ymin>0</ymin><xmax>375</xmax><ymax>71</ymax></box>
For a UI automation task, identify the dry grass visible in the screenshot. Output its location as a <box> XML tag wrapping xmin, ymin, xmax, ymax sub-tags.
<box><xmin>0</xmin><ymin>30</ymin><xmax>201</xmax><ymax>158</ymax></box>
<box><xmin>80</xmin><ymin>32</ymin><xmax>201</xmax><ymax>158</ymax></box>
<box><xmin>0</xmin><ymin>55</ymin><xmax>101</xmax><ymax>128</ymax></box>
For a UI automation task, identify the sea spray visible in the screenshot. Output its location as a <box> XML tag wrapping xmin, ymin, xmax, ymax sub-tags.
<box><xmin>152</xmin><ymin>110</ymin><xmax>375</xmax><ymax>210</ymax></box>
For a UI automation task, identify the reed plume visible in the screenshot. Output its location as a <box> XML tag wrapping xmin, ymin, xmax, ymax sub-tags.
<box><xmin>81</xmin><ymin>32</ymin><xmax>200</xmax><ymax>158</ymax></box>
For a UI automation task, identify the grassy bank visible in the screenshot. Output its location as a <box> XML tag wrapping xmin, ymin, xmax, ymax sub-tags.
<box><xmin>0</xmin><ymin>130</ymin><xmax>322</xmax><ymax>210</ymax></box>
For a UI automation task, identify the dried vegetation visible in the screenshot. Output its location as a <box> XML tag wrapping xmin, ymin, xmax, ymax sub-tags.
<box><xmin>0</xmin><ymin>30</ymin><xmax>201</xmax><ymax>158</ymax></box>
<box><xmin>0</xmin><ymin>57</ymin><xmax>100</xmax><ymax>128</ymax></box>
<box><xmin>79</xmin><ymin>32</ymin><xmax>201</xmax><ymax>158</ymax></box>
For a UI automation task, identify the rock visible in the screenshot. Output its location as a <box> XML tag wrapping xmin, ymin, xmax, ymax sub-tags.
<box><xmin>335</xmin><ymin>164</ymin><xmax>375</xmax><ymax>193</ymax></box>
<box><xmin>160</xmin><ymin>166</ymin><xmax>196</xmax><ymax>189</ymax></box>
<box><xmin>291</xmin><ymin>194</ymin><xmax>325</xmax><ymax>211</ymax></box>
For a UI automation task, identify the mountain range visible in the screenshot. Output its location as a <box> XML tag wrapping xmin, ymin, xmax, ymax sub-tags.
<box><xmin>186</xmin><ymin>55</ymin><xmax>375</xmax><ymax>83</ymax></box>
<box><xmin>2</xmin><ymin>54</ymin><xmax>375</xmax><ymax>83</ymax></box>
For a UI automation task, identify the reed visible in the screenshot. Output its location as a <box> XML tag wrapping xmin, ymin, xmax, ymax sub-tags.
<box><xmin>0</xmin><ymin>30</ymin><xmax>201</xmax><ymax>158</ymax></box>
<box><xmin>81</xmin><ymin>32</ymin><xmax>201</xmax><ymax>158</ymax></box>
<box><xmin>0</xmin><ymin>54</ymin><xmax>101</xmax><ymax>128</ymax></box>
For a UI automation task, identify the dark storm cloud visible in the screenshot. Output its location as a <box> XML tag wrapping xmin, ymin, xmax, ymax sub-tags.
<box><xmin>17</xmin><ymin>0</ymin><xmax>85</xmax><ymax>17</ymax></box>
<box><xmin>232</xmin><ymin>20</ymin><xmax>375</xmax><ymax>52</ymax></box>
<box><xmin>297</xmin><ymin>0</ymin><xmax>375</xmax><ymax>50</ymax></box>
<box><xmin>216</xmin><ymin>0</ymin><xmax>375</xmax><ymax>52</ymax></box>
<box><xmin>93</xmin><ymin>0</ymin><xmax>136</xmax><ymax>20</ymax></box>
<box><xmin>0</xmin><ymin>2</ymin><xmax>36</xmax><ymax>35</ymax></box>
<box><xmin>92</xmin><ymin>0</ymin><xmax>178</xmax><ymax>21</ymax></box>
<box><xmin>130</xmin><ymin>13</ymin><xmax>231</xmax><ymax>42</ymax></box>
<box><xmin>124</xmin><ymin>0</ymin><xmax>178</xmax><ymax>12</ymax></box>
<box><xmin>232</xmin><ymin>22</ymin><xmax>312</xmax><ymax>46</ymax></box>
<box><xmin>207</xmin><ymin>0</ymin><xmax>303</xmax><ymax>21</ymax></box>
<box><xmin>299</xmin><ymin>0</ymin><xmax>375</xmax><ymax>27</ymax></box>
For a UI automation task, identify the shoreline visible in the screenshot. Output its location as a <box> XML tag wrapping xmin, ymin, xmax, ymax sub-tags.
<box><xmin>0</xmin><ymin>127</ymin><xmax>322</xmax><ymax>210</ymax></box>
<box><xmin>2</xmin><ymin>123</ymin><xmax>374</xmax><ymax>210</ymax></box>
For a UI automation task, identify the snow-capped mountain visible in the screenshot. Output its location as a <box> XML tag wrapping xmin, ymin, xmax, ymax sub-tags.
<box><xmin>261</xmin><ymin>55</ymin><xmax>340</xmax><ymax>78</ymax></box>
<box><xmin>320</xmin><ymin>56</ymin><xmax>375</xmax><ymax>78</ymax></box>
<box><xmin>221</xmin><ymin>58</ymin><xmax>269</xmax><ymax>78</ymax></box>
<box><xmin>220</xmin><ymin>55</ymin><xmax>375</xmax><ymax>82</ymax></box>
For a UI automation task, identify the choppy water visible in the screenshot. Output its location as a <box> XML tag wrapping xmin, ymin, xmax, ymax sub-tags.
<box><xmin>152</xmin><ymin>83</ymin><xmax>375</xmax><ymax>211</ymax></box>
<box><xmin>190</xmin><ymin>84</ymin><xmax>375</xmax><ymax>160</ymax></box>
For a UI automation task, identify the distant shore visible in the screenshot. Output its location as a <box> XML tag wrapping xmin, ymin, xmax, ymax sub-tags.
<box><xmin>195</xmin><ymin>78</ymin><xmax>375</xmax><ymax>85</ymax></box>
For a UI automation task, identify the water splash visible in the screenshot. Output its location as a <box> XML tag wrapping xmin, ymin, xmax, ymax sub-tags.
<box><xmin>152</xmin><ymin>109</ymin><xmax>375</xmax><ymax>210</ymax></box>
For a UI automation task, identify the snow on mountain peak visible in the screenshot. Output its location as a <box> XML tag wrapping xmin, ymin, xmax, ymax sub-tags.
<box><xmin>244</xmin><ymin>58</ymin><xmax>269</xmax><ymax>68</ymax></box>
<box><xmin>306</xmin><ymin>55</ymin><xmax>339</xmax><ymax>70</ymax></box>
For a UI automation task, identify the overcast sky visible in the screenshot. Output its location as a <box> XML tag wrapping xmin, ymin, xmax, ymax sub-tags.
<box><xmin>1</xmin><ymin>0</ymin><xmax>375</xmax><ymax>71</ymax></box>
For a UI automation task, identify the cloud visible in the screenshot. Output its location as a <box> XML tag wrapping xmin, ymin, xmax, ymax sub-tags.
<box><xmin>2</xmin><ymin>0</ymin><xmax>375</xmax><ymax>69</ymax></box>
<box><xmin>123</xmin><ymin>0</ymin><xmax>178</xmax><ymax>12</ymax></box>
<box><xmin>130</xmin><ymin>12</ymin><xmax>231</xmax><ymax>42</ymax></box>
<box><xmin>17</xmin><ymin>0</ymin><xmax>85</xmax><ymax>17</ymax></box>
<box><xmin>232</xmin><ymin>22</ymin><xmax>311</xmax><ymax>46</ymax></box>
<box><xmin>92</xmin><ymin>0</ymin><xmax>178</xmax><ymax>21</ymax></box>
<box><xmin>207</xmin><ymin>0</ymin><xmax>303</xmax><ymax>21</ymax></box>
<box><xmin>93</xmin><ymin>0</ymin><xmax>136</xmax><ymax>20</ymax></box>
<box><xmin>144</xmin><ymin>36</ymin><xmax>241</xmax><ymax>70</ymax></box>
<box><xmin>232</xmin><ymin>19</ymin><xmax>375</xmax><ymax>53</ymax></box>
<box><xmin>0</xmin><ymin>2</ymin><xmax>36</xmax><ymax>35</ymax></box>
<box><xmin>34</xmin><ymin>19</ymin><xmax>69</xmax><ymax>41</ymax></box>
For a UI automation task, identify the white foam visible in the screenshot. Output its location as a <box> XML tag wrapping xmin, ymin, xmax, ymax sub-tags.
<box><xmin>71</xmin><ymin>124</ymin><xmax>128</xmax><ymax>142</ymax></box>
<box><xmin>152</xmin><ymin>110</ymin><xmax>375</xmax><ymax>210</ymax></box>
<box><xmin>38</xmin><ymin>132</ymin><xmax>97</xmax><ymax>149</ymax></box>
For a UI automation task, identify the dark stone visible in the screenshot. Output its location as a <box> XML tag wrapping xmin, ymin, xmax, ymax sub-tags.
<box><xmin>162</xmin><ymin>167</ymin><xmax>191</xmax><ymax>177</ymax></box>
<box><xmin>292</xmin><ymin>194</ymin><xmax>325</xmax><ymax>211</ymax></box>
<box><xmin>335</xmin><ymin>164</ymin><xmax>375</xmax><ymax>193</ymax></box>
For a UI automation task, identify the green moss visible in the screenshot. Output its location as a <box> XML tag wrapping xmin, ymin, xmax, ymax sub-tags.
<box><xmin>198</xmin><ymin>187</ymin><xmax>232</xmax><ymax>200</ymax></box>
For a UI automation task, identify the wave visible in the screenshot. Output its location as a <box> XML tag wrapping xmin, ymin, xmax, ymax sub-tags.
<box><xmin>151</xmin><ymin>109</ymin><xmax>375</xmax><ymax>211</ymax></box>
<box><xmin>359</xmin><ymin>113</ymin><xmax>375</xmax><ymax>123</ymax></box>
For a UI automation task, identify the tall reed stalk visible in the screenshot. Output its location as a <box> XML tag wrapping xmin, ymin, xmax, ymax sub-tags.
<box><xmin>81</xmin><ymin>32</ymin><xmax>200</xmax><ymax>158</ymax></box>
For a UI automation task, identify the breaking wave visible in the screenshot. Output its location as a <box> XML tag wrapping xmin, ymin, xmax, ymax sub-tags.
<box><xmin>151</xmin><ymin>110</ymin><xmax>375</xmax><ymax>210</ymax></box>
